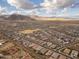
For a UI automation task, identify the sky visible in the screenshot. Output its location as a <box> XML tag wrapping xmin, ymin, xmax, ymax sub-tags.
<box><xmin>0</xmin><ymin>0</ymin><xmax>79</xmax><ymax>18</ymax></box>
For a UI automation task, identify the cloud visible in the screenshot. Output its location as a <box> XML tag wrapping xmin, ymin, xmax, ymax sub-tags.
<box><xmin>9</xmin><ymin>9</ymin><xmax>34</xmax><ymax>15</ymax></box>
<box><xmin>41</xmin><ymin>0</ymin><xmax>75</xmax><ymax>9</ymax></box>
<box><xmin>32</xmin><ymin>0</ymin><xmax>77</xmax><ymax>17</ymax></box>
<box><xmin>6</xmin><ymin>0</ymin><xmax>79</xmax><ymax>17</ymax></box>
<box><xmin>0</xmin><ymin>6</ymin><xmax>8</xmax><ymax>15</ymax></box>
<box><xmin>7</xmin><ymin>0</ymin><xmax>36</xmax><ymax>9</ymax></box>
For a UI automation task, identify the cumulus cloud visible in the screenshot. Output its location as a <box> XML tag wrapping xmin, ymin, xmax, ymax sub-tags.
<box><xmin>6</xmin><ymin>0</ymin><xmax>79</xmax><ymax>17</ymax></box>
<box><xmin>41</xmin><ymin>0</ymin><xmax>75</xmax><ymax>9</ymax></box>
<box><xmin>0</xmin><ymin>6</ymin><xmax>8</xmax><ymax>15</ymax></box>
<box><xmin>7</xmin><ymin>0</ymin><xmax>36</xmax><ymax>9</ymax></box>
<box><xmin>32</xmin><ymin>0</ymin><xmax>77</xmax><ymax>17</ymax></box>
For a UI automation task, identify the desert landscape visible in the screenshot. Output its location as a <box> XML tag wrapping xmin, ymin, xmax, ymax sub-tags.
<box><xmin>0</xmin><ymin>14</ymin><xmax>79</xmax><ymax>59</ymax></box>
<box><xmin>0</xmin><ymin>0</ymin><xmax>79</xmax><ymax>59</ymax></box>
